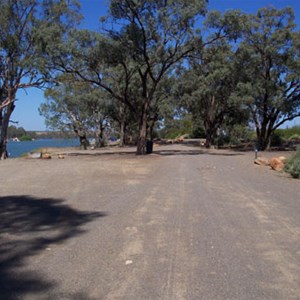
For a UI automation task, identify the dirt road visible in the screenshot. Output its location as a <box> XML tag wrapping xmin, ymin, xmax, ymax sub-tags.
<box><xmin>0</xmin><ymin>144</ymin><xmax>299</xmax><ymax>299</ymax></box>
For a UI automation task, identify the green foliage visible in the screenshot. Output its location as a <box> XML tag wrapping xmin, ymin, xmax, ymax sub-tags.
<box><xmin>226</xmin><ymin>125</ymin><xmax>255</xmax><ymax>145</ymax></box>
<box><xmin>7</xmin><ymin>125</ymin><xmax>37</xmax><ymax>141</ymax></box>
<box><xmin>158</xmin><ymin>114</ymin><xmax>194</xmax><ymax>139</ymax></box>
<box><xmin>0</xmin><ymin>0</ymin><xmax>81</xmax><ymax>159</ymax></box>
<box><xmin>157</xmin><ymin>110</ymin><xmax>195</xmax><ymax>139</ymax></box>
<box><xmin>7</xmin><ymin>126</ymin><xmax>36</xmax><ymax>140</ymax></box>
<box><xmin>159</xmin><ymin>120</ymin><xmax>190</xmax><ymax>139</ymax></box>
<box><xmin>3</xmin><ymin>1</ymin><xmax>300</xmax><ymax>157</ymax></box>
<box><xmin>19</xmin><ymin>134</ymin><xmax>33</xmax><ymax>141</ymax></box>
<box><xmin>55</xmin><ymin>0</ymin><xmax>212</xmax><ymax>153</ymax></box>
<box><xmin>7</xmin><ymin>126</ymin><xmax>26</xmax><ymax>139</ymax></box>
<box><xmin>179</xmin><ymin>40</ymin><xmax>248</xmax><ymax>147</ymax></box>
<box><xmin>270</xmin><ymin>133</ymin><xmax>284</xmax><ymax>147</ymax></box>
<box><xmin>284</xmin><ymin>149</ymin><xmax>300</xmax><ymax>179</ymax></box>
<box><xmin>234</xmin><ymin>7</ymin><xmax>300</xmax><ymax>150</ymax></box>
<box><xmin>191</xmin><ymin>126</ymin><xmax>206</xmax><ymax>139</ymax></box>
<box><xmin>39</xmin><ymin>78</ymin><xmax>112</xmax><ymax>148</ymax></box>
<box><xmin>289</xmin><ymin>134</ymin><xmax>300</xmax><ymax>141</ymax></box>
<box><xmin>275</xmin><ymin>126</ymin><xmax>300</xmax><ymax>141</ymax></box>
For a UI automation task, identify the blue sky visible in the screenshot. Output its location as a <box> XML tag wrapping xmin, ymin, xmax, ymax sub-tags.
<box><xmin>14</xmin><ymin>0</ymin><xmax>300</xmax><ymax>130</ymax></box>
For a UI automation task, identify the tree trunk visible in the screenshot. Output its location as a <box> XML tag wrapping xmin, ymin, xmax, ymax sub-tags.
<box><xmin>0</xmin><ymin>103</ymin><xmax>15</xmax><ymax>159</ymax></box>
<box><xmin>136</xmin><ymin>105</ymin><xmax>148</xmax><ymax>155</ymax></box>
<box><xmin>79</xmin><ymin>135</ymin><xmax>89</xmax><ymax>149</ymax></box>
<box><xmin>256</xmin><ymin>123</ymin><xmax>272</xmax><ymax>151</ymax></box>
<box><xmin>96</xmin><ymin>123</ymin><xmax>105</xmax><ymax>148</ymax></box>
<box><xmin>253</xmin><ymin>106</ymin><xmax>279</xmax><ymax>151</ymax></box>
<box><xmin>73</xmin><ymin>126</ymin><xmax>89</xmax><ymax>150</ymax></box>
<box><xmin>149</xmin><ymin>118</ymin><xmax>156</xmax><ymax>141</ymax></box>
<box><xmin>204</xmin><ymin>96</ymin><xmax>218</xmax><ymax>148</ymax></box>
<box><xmin>205</xmin><ymin>132</ymin><xmax>215</xmax><ymax>148</ymax></box>
<box><xmin>204</xmin><ymin>122</ymin><xmax>217</xmax><ymax>148</ymax></box>
<box><xmin>257</xmin><ymin>131</ymin><xmax>273</xmax><ymax>151</ymax></box>
<box><xmin>119</xmin><ymin>120</ymin><xmax>126</xmax><ymax>147</ymax></box>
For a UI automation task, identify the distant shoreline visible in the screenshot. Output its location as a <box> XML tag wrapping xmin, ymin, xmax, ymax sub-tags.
<box><xmin>7</xmin><ymin>138</ymin><xmax>79</xmax><ymax>158</ymax></box>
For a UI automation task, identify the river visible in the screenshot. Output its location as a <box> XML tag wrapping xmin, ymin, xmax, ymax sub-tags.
<box><xmin>7</xmin><ymin>139</ymin><xmax>80</xmax><ymax>158</ymax></box>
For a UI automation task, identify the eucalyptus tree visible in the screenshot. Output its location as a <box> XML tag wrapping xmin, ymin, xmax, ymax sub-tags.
<box><xmin>234</xmin><ymin>7</ymin><xmax>300</xmax><ymax>150</ymax></box>
<box><xmin>178</xmin><ymin>41</ymin><xmax>246</xmax><ymax>147</ymax></box>
<box><xmin>106</xmin><ymin>0</ymin><xmax>213</xmax><ymax>154</ymax></box>
<box><xmin>106</xmin><ymin>1</ymin><xmax>246</xmax><ymax>152</ymax></box>
<box><xmin>51</xmin><ymin>0</ymin><xmax>210</xmax><ymax>154</ymax></box>
<box><xmin>0</xmin><ymin>0</ymin><xmax>80</xmax><ymax>159</ymax></box>
<box><xmin>40</xmin><ymin>80</ymin><xmax>111</xmax><ymax>149</ymax></box>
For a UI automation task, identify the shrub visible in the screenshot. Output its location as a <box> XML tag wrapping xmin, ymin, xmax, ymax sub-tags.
<box><xmin>226</xmin><ymin>125</ymin><xmax>255</xmax><ymax>145</ymax></box>
<box><xmin>289</xmin><ymin>134</ymin><xmax>300</xmax><ymax>141</ymax></box>
<box><xmin>191</xmin><ymin>126</ymin><xmax>205</xmax><ymax>138</ymax></box>
<box><xmin>19</xmin><ymin>134</ymin><xmax>33</xmax><ymax>141</ymax></box>
<box><xmin>270</xmin><ymin>133</ymin><xmax>284</xmax><ymax>147</ymax></box>
<box><xmin>284</xmin><ymin>149</ymin><xmax>300</xmax><ymax>179</ymax></box>
<box><xmin>275</xmin><ymin>126</ymin><xmax>300</xmax><ymax>140</ymax></box>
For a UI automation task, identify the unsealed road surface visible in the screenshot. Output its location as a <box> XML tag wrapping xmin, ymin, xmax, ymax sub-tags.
<box><xmin>0</xmin><ymin>144</ymin><xmax>299</xmax><ymax>299</ymax></box>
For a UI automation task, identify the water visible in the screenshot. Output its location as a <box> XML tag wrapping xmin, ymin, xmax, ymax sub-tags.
<box><xmin>7</xmin><ymin>138</ymin><xmax>80</xmax><ymax>158</ymax></box>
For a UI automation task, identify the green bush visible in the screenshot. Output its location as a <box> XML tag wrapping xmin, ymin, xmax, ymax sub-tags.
<box><xmin>284</xmin><ymin>149</ymin><xmax>300</xmax><ymax>179</ymax></box>
<box><xmin>226</xmin><ymin>125</ymin><xmax>255</xmax><ymax>145</ymax></box>
<box><xmin>19</xmin><ymin>134</ymin><xmax>33</xmax><ymax>141</ymax></box>
<box><xmin>275</xmin><ymin>126</ymin><xmax>300</xmax><ymax>140</ymax></box>
<box><xmin>289</xmin><ymin>134</ymin><xmax>300</xmax><ymax>141</ymax></box>
<box><xmin>191</xmin><ymin>126</ymin><xmax>205</xmax><ymax>138</ymax></box>
<box><xmin>270</xmin><ymin>133</ymin><xmax>284</xmax><ymax>147</ymax></box>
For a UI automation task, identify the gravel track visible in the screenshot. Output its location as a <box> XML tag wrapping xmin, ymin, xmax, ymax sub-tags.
<box><xmin>0</xmin><ymin>144</ymin><xmax>299</xmax><ymax>299</ymax></box>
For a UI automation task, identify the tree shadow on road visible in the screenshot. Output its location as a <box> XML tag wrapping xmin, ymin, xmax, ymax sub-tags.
<box><xmin>0</xmin><ymin>196</ymin><xmax>107</xmax><ymax>300</ymax></box>
<box><xmin>61</xmin><ymin>146</ymin><xmax>244</xmax><ymax>158</ymax></box>
<box><xmin>156</xmin><ymin>149</ymin><xmax>244</xmax><ymax>156</ymax></box>
<box><xmin>66</xmin><ymin>151</ymin><xmax>136</xmax><ymax>157</ymax></box>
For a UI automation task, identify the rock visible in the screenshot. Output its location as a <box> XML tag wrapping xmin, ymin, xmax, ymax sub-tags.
<box><xmin>28</xmin><ymin>152</ymin><xmax>41</xmax><ymax>159</ymax></box>
<box><xmin>41</xmin><ymin>153</ymin><xmax>51</xmax><ymax>159</ymax></box>
<box><xmin>58</xmin><ymin>154</ymin><xmax>65</xmax><ymax>159</ymax></box>
<box><xmin>254</xmin><ymin>157</ymin><xmax>270</xmax><ymax>166</ymax></box>
<box><xmin>125</xmin><ymin>260</ymin><xmax>133</xmax><ymax>265</ymax></box>
<box><xmin>270</xmin><ymin>156</ymin><xmax>286</xmax><ymax>171</ymax></box>
<box><xmin>278</xmin><ymin>156</ymin><xmax>287</xmax><ymax>162</ymax></box>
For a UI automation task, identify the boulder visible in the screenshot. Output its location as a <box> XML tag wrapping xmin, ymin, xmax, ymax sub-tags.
<box><xmin>27</xmin><ymin>152</ymin><xmax>41</xmax><ymax>159</ymax></box>
<box><xmin>278</xmin><ymin>156</ymin><xmax>287</xmax><ymax>162</ymax></box>
<box><xmin>254</xmin><ymin>157</ymin><xmax>270</xmax><ymax>166</ymax></box>
<box><xmin>270</xmin><ymin>156</ymin><xmax>286</xmax><ymax>171</ymax></box>
<box><xmin>41</xmin><ymin>153</ymin><xmax>51</xmax><ymax>159</ymax></box>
